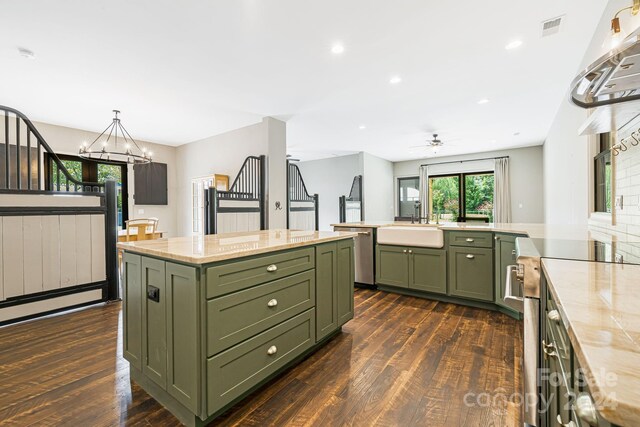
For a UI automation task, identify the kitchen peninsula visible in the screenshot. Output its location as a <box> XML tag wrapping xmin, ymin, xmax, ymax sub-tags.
<box><xmin>117</xmin><ymin>229</ymin><xmax>356</xmax><ymax>427</ymax></box>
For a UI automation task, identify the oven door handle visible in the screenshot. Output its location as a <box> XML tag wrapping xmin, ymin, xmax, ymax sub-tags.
<box><xmin>504</xmin><ymin>265</ymin><xmax>524</xmax><ymax>313</ymax></box>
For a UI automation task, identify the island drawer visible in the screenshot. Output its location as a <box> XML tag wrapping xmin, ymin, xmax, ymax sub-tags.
<box><xmin>207</xmin><ymin>270</ymin><xmax>315</xmax><ymax>356</ymax></box>
<box><xmin>207</xmin><ymin>309</ymin><xmax>315</xmax><ymax>416</ymax></box>
<box><xmin>206</xmin><ymin>247</ymin><xmax>315</xmax><ymax>298</ymax></box>
<box><xmin>448</xmin><ymin>231</ymin><xmax>493</xmax><ymax>248</ymax></box>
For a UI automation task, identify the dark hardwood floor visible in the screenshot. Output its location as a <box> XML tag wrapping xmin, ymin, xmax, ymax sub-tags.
<box><xmin>0</xmin><ymin>289</ymin><xmax>522</xmax><ymax>426</ymax></box>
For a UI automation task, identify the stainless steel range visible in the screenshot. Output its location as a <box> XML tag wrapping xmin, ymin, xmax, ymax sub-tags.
<box><xmin>507</xmin><ymin>237</ymin><xmax>640</xmax><ymax>426</ymax></box>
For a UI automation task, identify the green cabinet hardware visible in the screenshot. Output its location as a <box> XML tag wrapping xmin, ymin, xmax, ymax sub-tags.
<box><xmin>165</xmin><ymin>262</ymin><xmax>200</xmax><ymax>413</ymax></box>
<box><xmin>448</xmin><ymin>247</ymin><xmax>494</xmax><ymax>301</ymax></box>
<box><xmin>376</xmin><ymin>245</ymin><xmax>447</xmax><ymax>294</ymax></box>
<box><xmin>316</xmin><ymin>242</ymin><xmax>338</xmax><ymax>341</ymax></box>
<box><xmin>142</xmin><ymin>257</ymin><xmax>167</xmax><ymax>389</ymax></box>
<box><xmin>123</xmin><ymin>253</ymin><xmax>142</xmax><ymax>370</ymax></box>
<box><xmin>206</xmin><ymin>247</ymin><xmax>315</xmax><ymax>298</ymax></box>
<box><xmin>409</xmin><ymin>247</ymin><xmax>447</xmax><ymax>294</ymax></box>
<box><xmin>207</xmin><ymin>309</ymin><xmax>315</xmax><ymax>416</ymax></box>
<box><xmin>337</xmin><ymin>239</ymin><xmax>355</xmax><ymax>326</ymax></box>
<box><xmin>448</xmin><ymin>231</ymin><xmax>494</xmax><ymax>248</ymax></box>
<box><xmin>207</xmin><ymin>270</ymin><xmax>315</xmax><ymax>356</ymax></box>
<box><xmin>375</xmin><ymin>245</ymin><xmax>410</xmax><ymax>288</ymax></box>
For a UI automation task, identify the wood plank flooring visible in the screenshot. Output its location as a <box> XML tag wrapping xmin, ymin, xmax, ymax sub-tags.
<box><xmin>0</xmin><ymin>289</ymin><xmax>522</xmax><ymax>426</ymax></box>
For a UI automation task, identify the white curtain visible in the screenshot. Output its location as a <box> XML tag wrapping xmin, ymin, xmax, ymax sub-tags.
<box><xmin>418</xmin><ymin>165</ymin><xmax>429</xmax><ymax>220</ymax></box>
<box><xmin>494</xmin><ymin>158</ymin><xmax>512</xmax><ymax>223</ymax></box>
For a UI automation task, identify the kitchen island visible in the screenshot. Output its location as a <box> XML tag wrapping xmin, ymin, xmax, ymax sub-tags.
<box><xmin>117</xmin><ymin>229</ymin><xmax>356</xmax><ymax>427</ymax></box>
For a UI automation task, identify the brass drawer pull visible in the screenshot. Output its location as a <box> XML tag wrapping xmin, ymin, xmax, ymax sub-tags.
<box><xmin>267</xmin><ymin>345</ymin><xmax>278</xmax><ymax>355</ymax></box>
<box><xmin>403</xmin><ymin>249</ymin><xmax>407</xmax><ymax>253</ymax></box>
<box><xmin>466</xmin><ymin>254</ymin><xmax>475</xmax><ymax>259</ymax></box>
<box><xmin>267</xmin><ymin>298</ymin><xmax>278</xmax><ymax>307</ymax></box>
<box><xmin>466</xmin><ymin>238</ymin><xmax>475</xmax><ymax>242</ymax></box>
<box><xmin>547</xmin><ymin>309</ymin><xmax>561</xmax><ymax>323</ymax></box>
<box><xmin>408</xmin><ymin>250</ymin><xmax>413</xmax><ymax>254</ymax></box>
<box><xmin>266</xmin><ymin>264</ymin><xmax>278</xmax><ymax>272</ymax></box>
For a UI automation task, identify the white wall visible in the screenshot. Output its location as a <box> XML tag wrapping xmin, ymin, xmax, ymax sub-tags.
<box><xmin>544</xmin><ymin>1</ymin><xmax>640</xmax><ymax>225</ymax></box>
<box><xmin>361</xmin><ymin>152</ymin><xmax>395</xmax><ymax>222</ymax></box>
<box><xmin>394</xmin><ymin>146</ymin><xmax>544</xmax><ymax>223</ymax></box>
<box><xmin>295</xmin><ymin>153</ymin><xmax>363</xmax><ymax>230</ymax></box>
<box><xmin>32</xmin><ymin>121</ymin><xmax>179</xmax><ymax>236</ymax></box>
<box><xmin>175</xmin><ymin>117</ymin><xmax>286</xmax><ymax>236</ymax></box>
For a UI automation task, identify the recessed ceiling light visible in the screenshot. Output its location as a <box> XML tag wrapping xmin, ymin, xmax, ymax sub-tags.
<box><xmin>389</xmin><ymin>76</ymin><xmax>402</xmax><ymax>85</ymax></box>
<box><xmin>505</xmin><ymin>40</ymin><xmax>523</xmax><ymax>50</ymax></box>
<box><xmin>359</xmin><ymin>125</ymin><xmax>366</xmax><ymax>130</ymax></box>
<box><xmin>331</xmin><ymin>44</ymin><xmax>345</xmax><ymax>54</ymax></box>
<box><xmin>17</xmin><ymin>47</ymin><xmax>35</xmax><ymax>59</ymax></box>
<box><xmin>477</xmin><ymin>98</ymin><xmax>490</xmax><ymax>105</ymax></box>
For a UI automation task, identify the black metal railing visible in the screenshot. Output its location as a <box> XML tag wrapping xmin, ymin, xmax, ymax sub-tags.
<box><xmin>0</xmin><ymin>105</ymin><xmax>104</xmax><ymax>193</ymax></box>
<box><xmin>286</xmin><ymin>161</ymin><xmax>319</xmax><ymax>231</ymax></box>
<box><xmin>339</xmin><ymin>175</ymin><xmax>364</xmax><ymax>222</ymax></box>
<box><xmin>205</xmin><ymin>155</ymin><xmax>266</xmax><ymax>234</ymax></box>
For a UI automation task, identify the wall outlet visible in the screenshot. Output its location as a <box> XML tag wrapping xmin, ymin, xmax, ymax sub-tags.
<box><xmin>615</xmin><ymin>196</ymin><xmax>623</xmax><ymax>210</ymax></box>
<box><xmin>138</xmin><ymin>208</ymin><xmax>145</xmax><ymax>214</ymax></box>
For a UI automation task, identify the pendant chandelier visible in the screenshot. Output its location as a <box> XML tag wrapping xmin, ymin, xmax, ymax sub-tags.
<box><xmin>79</xmin><ymin>110</ymin><xmax>152</xmax><ymax>164</ymax></box>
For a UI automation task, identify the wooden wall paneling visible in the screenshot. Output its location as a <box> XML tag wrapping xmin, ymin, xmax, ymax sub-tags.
<box><xmin>23</xmin><ymin>216</ymin><xmax>43</xmax><ymax>295</ymax></box>
<box><xmin>90</xmin><ymin>215</ymin><xmax>106</xmax><ymax>282</ymax></box>
<box><xmin>3</xmin><ymin>217</ymin><xmax>24</xmax><ymax>298</ymax></box>
<box><xmin>75</xmin><ymin>215</ymin><xmax>92</xmax><ymax>285</ymax></box>
<box><xmin>59</xmin><ymin>216</ymin><xmax>77</xmax><ymax>288</ymax></box>
<box><xmin>42</xmin><ymin>215</ymin><xmax>61</xmax><ymax>291</ymax></box>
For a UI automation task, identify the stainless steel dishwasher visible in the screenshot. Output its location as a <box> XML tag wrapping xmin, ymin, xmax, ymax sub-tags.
<box><xmin>333</xmin><ymin>226</ymin><xmax>375</xmax><ymax>286</ymax></box>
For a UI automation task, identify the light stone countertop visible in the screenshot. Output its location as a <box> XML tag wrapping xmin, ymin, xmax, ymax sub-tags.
<box><xmin>331</xmin><ymin>221</ymin><xmax>605</xmax><ymax>240</ymax></box>
<box><xmin>117</xmin><ymin>229</ymin><xmax>357</xmax><ymax>264</ymax></box>
<box><xmin>542</xmin><ymin>258</ymin><xmax>640</xmax><ymax>426</ymax></box>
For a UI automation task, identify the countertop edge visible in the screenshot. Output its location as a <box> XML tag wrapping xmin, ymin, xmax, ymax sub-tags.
<box><xmin>541</xmin><ymin>259</ymin><xmax>640</xmax><ymax>427</ymax></box>
<box><xmin>117</xmin><ymin>233</ymin><xmax>357</xmax><ymax>265</ymax></box>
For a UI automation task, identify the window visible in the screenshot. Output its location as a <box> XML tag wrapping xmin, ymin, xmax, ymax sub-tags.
<box><xmin>397</xmin><ymin>177</ymin><xmax>420</xmax><ymax>218</ymax></box>
<box><xmin>429</xmin><ymin>172</ymin><xmax>494</xmax><ymax>222</ymax></box>
<box><xmin>594</xmin><ymin>133</ymin><xmax>612</xmax><ymax>213</ymax></box>
<box><xmin>45</xmin><ymin>154</ymin><xmax>129</xmax><ymax>228</ymax></box>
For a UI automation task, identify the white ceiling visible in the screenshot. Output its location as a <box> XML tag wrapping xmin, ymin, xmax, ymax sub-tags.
<box><xmin>1</xmin><ymin>1</ymin><xmax>606</xmax><ymax>161</ymax></box>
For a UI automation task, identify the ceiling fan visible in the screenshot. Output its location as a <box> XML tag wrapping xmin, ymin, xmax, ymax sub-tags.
<box><xmin>410</xmin><ymin>133</ymin><xmax>446</xmax><ymax>155</ymax></box>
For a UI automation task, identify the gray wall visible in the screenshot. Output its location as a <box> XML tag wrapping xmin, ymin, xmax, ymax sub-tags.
<box><xmin>394</xmin><ymin>146</ymin><xmax>544</xmax><ymax>223</ymax></box>
<box><xmin>295</xmin><ymin>154</ymin><xmax>363</xmax><ymax>231</ymax></box>
<box><xmin>361</xmin><ymin>152</ymin><xmax>395</xmax><ymax>222</ymax></box>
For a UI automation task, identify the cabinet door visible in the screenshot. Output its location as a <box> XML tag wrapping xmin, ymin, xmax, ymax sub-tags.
<box><xmin>166</xmin><ymin>262</ymin><xmax>200</xmax><ymax>413</ymax></box>
<box><xmin>449</xmin><ymin>247</ymin><xmax>494</xmax><ymax>301</ymax></box>
<box><xmin>123</xmin><ymin>253</ymin><xmax>142</xmax><ymax>370</ymax></box>
<box><xmin>409</xmin><ymin>248</ymin><xmax>446</xmax><ymax>294</ymax></box>
<box><xmin>494</xmin><ymin>234</ymin><xmax>518</xmax><ymax>311</ymax></box>
<box><xmin>316</xmin><ymin>242</ymin><xmax>338</xmax><ymax>341</ymax></box>
<box><xmin>141</xmin><ymin>257</ymin><xmax>167</xmax><ymax>389</ymax></box>
<box><xmin>376</xmin><ymin>245</ymin><xmax>409</xmax><ymax>287</ymax></box>
<box><xmin>337</xmin><ymin>239</ymin><xmax>355</xmax><ymax>326</ymax></box>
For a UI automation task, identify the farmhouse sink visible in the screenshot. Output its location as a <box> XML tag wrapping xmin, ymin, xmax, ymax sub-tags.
<box><xmin>377</xmin><ymin>226</ymin><xmax>444</xmax><ymax>248</ymax></box>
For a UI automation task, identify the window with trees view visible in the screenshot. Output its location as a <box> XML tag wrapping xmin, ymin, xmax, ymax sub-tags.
<box><xmin>429</xmin><ymin>172</ymin><xmax>494</xmax><ymax>222</ymax></box>
<box><xmin>45</xmin><ymin>154</ymin><xmax>129</xmax><ymax>228</ymax></box>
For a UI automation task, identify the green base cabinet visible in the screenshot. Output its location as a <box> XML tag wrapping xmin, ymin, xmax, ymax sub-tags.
<box><xmin>122</xmin><ymin>239</ymin><xmax>355</xmax><ymax>427</ymax></box>
<box><xmin>409</xmin><ymin>247</ymin><xmax>447</xmax><ymax>294</ymax></box>
<box><xmin>494</xmin><ymin>234</ymin><xmax>523</xmax><ymax>317</ymax></box>
<box><xmin>376</xmin><ymin>245</ymin><xmax>447</xmax><ymax>294</ymax></box>
<box><xmin>316</xmin><ymin>240</ymin><xmax>355</xmax><ymax>341</ymax></box>
<box><xmin>448</xmin><ymin>247</ymin><xmax>494</xmax><ymax>302</ymax></box>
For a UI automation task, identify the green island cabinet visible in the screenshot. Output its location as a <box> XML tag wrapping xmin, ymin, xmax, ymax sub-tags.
<box><xmin>122</xmin><ymin>238</ymin><xmax>355</xmax><ymax>427</ymax></box>
<box><xmin>376</xmin><ymin>245</ymin><xmax>447</xmax><ymax>294</ymax></box>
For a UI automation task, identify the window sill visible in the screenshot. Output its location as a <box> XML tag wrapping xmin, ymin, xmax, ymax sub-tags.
<box><xmin>589</xmin><ymin>212</ymin><xmax>612</xmax><ymax>225</ymax></box>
